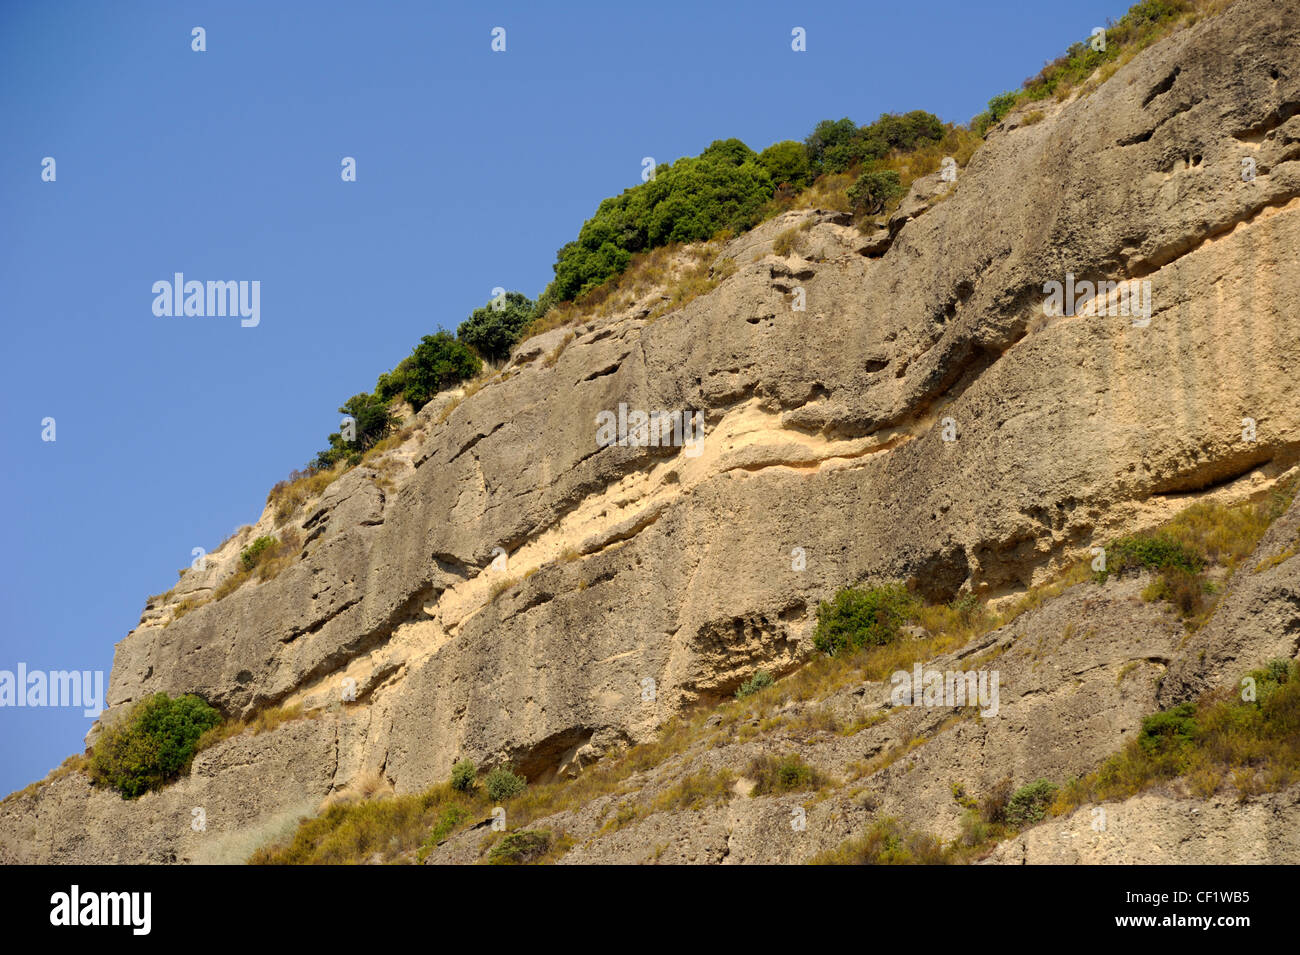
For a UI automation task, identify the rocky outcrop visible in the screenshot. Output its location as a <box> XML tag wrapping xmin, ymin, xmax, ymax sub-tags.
<box><xmin>984</xmin><ymin>785</ymin><xmax>1300</xmax><ymax>864</ymax></box>
<box><xmin>3</xmin><ymin>0</ymin><xmax>1299</xmax><ymax>864</ymax></box>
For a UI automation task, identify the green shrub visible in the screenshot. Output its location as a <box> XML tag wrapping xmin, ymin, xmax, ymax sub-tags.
<box><xmin>312</xmin><ymin>392</ymin><xmax>398</xmax><ymax>470</ymax></box>
<box><xmin>239</xmin><ymin>535</ymin><xmax>278</xmax><ymax>572</ymax></box>
<box><xmin>426</xmin><ymin>804</ymin><xmax>468</xmax><ymax>847</ymax></box>
<box><xmin>813</xmin><ymin>583</ymin><xmax>919</xmax><ymax>655</ymax></box>
<box><xmin>449</xmin><ymin>758</ymin><xmax>477</xmax><ymax>793</ymax></box>
<box><xmin>805</xmin><ymin>112</ymin><xmax>945</xmax><ymax>175</ymax></box>
<box><xmin>377</xmin><ymin>331</ymin><xmax>481</xmax><ymax>411</ymax></box>
<box><xmin>487</xmin><ymin>829</ymin><xmax>551</xmax><ymax>865</ymax></box>
<box><xmin>746</xmin><ymin>753</ymin><xmax>825</xmax><ymax>795</ymax></box>
<box><xmin>804</xmin><ymin>118</ymin><xmax>865</xmax><ymax>174</ymax></box>
<box><xmin>544</xmin><ymin>138</ymin><xmax>774</xmax><ymax>303</ymax></box>
<box><xmin>757</xmin><ymin>140</ymin><xmax>812</xmax><ymax>191</ymax></box>
<box><xmin>1004</xmin><ymin>779</ymin><xmax>1058</xmax><ymax>827</ymax></box>
<box><xmin>972</xmin><ymin>90</ymin><xmax>1020</xmax><ymax>136</ymax></box>
<box><xmin>1138</xmin><ymin>702</ymin><xmax>1198</xmax><ymax>756</ymax></box>
<box><xmin>1108</xmin><ymin>533</ymin><xmax>1204</xmax><ymax>577</ymax></box>
<box><xmin>456</xmin><ymin>291</ymin><xmax>536</xmax><ymax>363</ymax></box>
<box><xmin>485</xmin><ymin>766</ymin><xmax>527</xmax><ymax>802</ymax></box>
<box><xmin>847</xmin><ymin>169</ymin><xmax>903</xmax><ymax>215</ymax></box>
<box><xmin>88</xmin><ymin>693</ymin><xmax>222</xmax><ymax>798</ymax></box>
<box><xmin>735</xmin><ymin>669</ymin><xmax>775</xmax><ymax>700</ymax></box>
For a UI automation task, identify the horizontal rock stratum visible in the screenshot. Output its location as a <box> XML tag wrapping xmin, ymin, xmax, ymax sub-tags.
<box><xmin>2</xmin><ymin>0</ymin><xmax>1299</xmax><ymax>864</ymax></box>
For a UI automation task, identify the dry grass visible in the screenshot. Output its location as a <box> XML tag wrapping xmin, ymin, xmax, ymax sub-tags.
<box><xmin>1051</xmin><ymin>660</ymin><xmax>1300</xmax><ymax>815</ymax></box>
<box><xmin>268</xmin><ymin>465</ymin><xmax>347</xmax><ymax>526</ymax></box>
<box><xmin>2</xmin><ymin>753</ymin><xmax>90</xmax><ymax>804</ymax></box>
<box><xmin>250</xmin><ymin>783</ymin><xmax>478</xmax><ymax>865</ymax></box>
<box><xmin>772</xmin><ymin>227</ymin><xmax>803</xmax><ymax>257</ymax></box>
<box><xmin>360</xmin><ymin>424</ymin><xmax>416</xmax><ymax>464</ymax></box>
<box><xmin>195</xmin><ymin>702</ymin><xmax>314</xmax><ymax>753</ymax></box>
<box><xmin>542</xmin><ymin>331</ymin><xmax>575</xmax><ymax>368</ymax></box>
<box><xmin>520</xmin><ymin>238</ymin><xmax>738</xmax><ymax>346</ymax></box>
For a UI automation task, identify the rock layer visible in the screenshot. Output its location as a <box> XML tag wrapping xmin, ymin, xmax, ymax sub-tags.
<box><xmin>2</xmin><ymin>0</ymin><xmax>1299</xmax><ymax>864</ymax></box>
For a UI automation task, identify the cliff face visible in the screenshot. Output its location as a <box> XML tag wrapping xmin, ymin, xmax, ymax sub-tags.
<box><xmin>3</xmin><ymin>0</ymin><xmax>1299</xmax><ymax>864</ymax></box>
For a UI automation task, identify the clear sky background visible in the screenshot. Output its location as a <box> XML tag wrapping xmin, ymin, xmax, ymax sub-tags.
<box><xmin>0</xmin><ymin>0</ymin><xmax>1126</xmax><ymax>795</ymax></box>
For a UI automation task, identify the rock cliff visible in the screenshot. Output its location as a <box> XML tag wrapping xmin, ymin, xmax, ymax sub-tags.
<box><xmin>2</xmin><ymin>0</ymin><xmax>1298</xmax><ymax>864</ymax></box>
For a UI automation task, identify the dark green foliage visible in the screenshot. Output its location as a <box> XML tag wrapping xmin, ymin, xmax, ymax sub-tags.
<box><xmin>847</xmin><ymin>169</ymin><xmax>903</xmax><ymax>215</ymax></box>
<box><xmin>312</xmin><ymin>392</ymin><xmax>398</xmax><ymax>470</ymax></box>
<box><xmin>860</xmin><ymin>111</ymin><xmax>946</xmax><ymax>156</ymax></box>
<box><xmin>735</xmin><ymin>669</ymin><xmax>775</xmax><ymax>700</ymax></box>
<box><xmin>376</xmin><ymin>332</ymin><xmax>481</xmax><ymax>411</ymax></box>
<box><xmin>1138</xmin><ymin>702</ymin><xmax>1199</xmax><ymax>756</ymax></box>
<box><xmin>746</xmin><ymin>753</ymin><xmax>824</xmax><ymax>795</ymax></box>
<box><xmin>239</xmin><ymin>535</ymin><xmax>278</xmax><ymax>572</ymax></box>
<box><xmin>88</xmin><ymin>693</ymin><xmax>222</xmax><ymax>799</ymax></box>
<box><xmin>545</xmin><ymin>139</ymin><xmax>774</xmax><ymax>302</ymax></box>
<box><xmin>456</xmin><ymin>291</ymin><xmax>536</xmax><ymax>363</ymax></box>
<box><xmin>972</xmin><ymin>91</ymin><xmax>1020</xmax><ymax>136</ymax></box>
<box><xmin>757</xmin><ymin>140</ymin><xmax>812</xmax><ymax>191</ymax></box>
<box><xmin>485</xmin><ymin>766</ymin><xmax>527</xmax><ymax>802</ymax></box>
<box><xmin>488</xmin><ymin>829</ymin><xmax>551</xmax><ymax>865</ymax></box>
<box><xmin>813</xmin><ymin>583</ymin><xmax>919</xmax><ymax>655</ymax></box>
<box><xmin>1106</xmin><ymin>534</ymin><xmax>1204</xmax><ymax>578</ymax></box>
<box><xmin>1004</xmin><ymin>779</ymin><xmax>1058</xmax><ymax>827</ymax></box>
<box><xmin>806</xmin><ymin>112</ymin><xmax>946</xmax><ymax>175</ymax></box>
<box><xmin>449</xmin><ymin>758</ymin><xmax>476</xmax><ymax>793</ymax></box>
<box><xmin>804</xmin><ymin>118</ymin><xmax>863</xmax><ymax>174</ymax></box>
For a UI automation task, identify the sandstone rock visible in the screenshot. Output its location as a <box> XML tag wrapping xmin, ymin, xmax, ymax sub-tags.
<box><xmin>5</xmin><ymin>0</ymin><xmax>1300</xmax><ymax>864</ymax></box>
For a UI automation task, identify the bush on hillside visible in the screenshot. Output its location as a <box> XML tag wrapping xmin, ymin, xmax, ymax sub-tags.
<box><xmin>1004</xmin><ymin>779</ymin><xmax>1058</xmax><ymax>827</ymax></box>
<box><xmin>545</xmin><ymin>138</ymin><xmax>774</xmax><ymax>302</ymax></box>
<box><xmin>812</xmin><ymin>583</ymin><xmax>919</xmax><ymax>655</ymax></box>
<box><xmin>456</xmin><ymin>291</ymin><xmax>536</xmax><ymax>363</ymax></box>
<box><xmin>485</xmin><ymin>766</ymin><xmax>527</xmax><ymax>802</ymax></box>
<box><xmin>847</xmin><ymin>169</ymin><xmax>904</xmax><ymax>215</ymax></box>
<box><xmin>88</xmin><ymin>693</ymin><xmax>222</xmax><ymax>798</ymax></box>
<box><xmin>449</xmin><ymin>758</ymin><xmax>477</xmax><ymax>793</ymax></box>
<box><xmin>1138</xmin><ymin>702</ymin><xmax>1199</xmax><ymax>757</ymax></box>
<box><xmin>757</xmin><ymin>140</ymin><xmax>812</xmax><ymax>191</ymax></box>
<box><xmin>239</xmin><ymin>535</ymin><xmax>278</xmax><ymax>572</ymax></box>
<box><xmin>312</xmin><ymin>392</ymin><xmax>398</xmax><ymax>470</ymax></box>
<box><xmin>376</xmin><ymin>331</ymin><xmax>481</xmax><ymax>411</ymax></box>
<box><xmin>805</xmin><ymin>112</ymin><xmax>946</xmax><ymax>175</ymax></box>
<box><xmin>735</xmin><ymin>669</ymin><xmax>775</xmax><ymax>700</ymax></box>
<box><xmin>1107</xmin><ymin>534</ymin><xmax>1204</xmax><ymax>577</ymax></box>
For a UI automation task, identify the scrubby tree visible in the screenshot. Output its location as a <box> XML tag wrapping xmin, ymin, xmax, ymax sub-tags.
<box><xmin>456</xmin><ymin>291</ymin><xmax>536</xmax><ymax>363</ymax></box>
<box><xmin>89</xmin><ymin>693</ymin><xmax>222</xmax><ymax>798</ymax></box>
<box><xmin>485</xmin><ymin>766</ymin><xmax>527</xmax><ymax>801</ymax></box>
<box><xmin>804</xmin><ymin>117</ymin><xmax>863</xmax><ymax>174</ymax></box>
<box><xmin>377</xmin><ymin>332</ymin><xmax>481</xmax><ymax>411</ymax></box>
<box><xmin>847</xmin><ymin>169</ymin><xmax>904</xmax><ymax>216</ymax></box>
<box><xmin>544</xmin><ymin>138</ymin><xmax>774</xmax><ymax>303</ymax></box>
<box><xmin>312</xmin><ymin>392</ymin><xmax>398</xmax><ymax>469</ymax></box>
<box><xmin>758</xmin><ymin>140</ymin><xmax>812</xmax><ymax>192</ymax></box>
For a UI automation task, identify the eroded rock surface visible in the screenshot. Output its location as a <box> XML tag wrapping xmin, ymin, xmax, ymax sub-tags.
<box><xmin>3</xmin><ymin>0</ymin><xmax>1299</xmax><ymax>864</ymax></box>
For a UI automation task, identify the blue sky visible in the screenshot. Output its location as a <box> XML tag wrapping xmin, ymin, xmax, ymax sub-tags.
<box><xmin>0</xmin><ymin>0</ymin><xmax>1125</xmax><ymax>795</ymax></box>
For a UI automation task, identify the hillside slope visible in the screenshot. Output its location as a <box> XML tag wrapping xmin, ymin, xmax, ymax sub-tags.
<box><xmin>2</xmin><ymin>0</ymin><xmax>1298</xmax><ymax>864</ymax></box>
